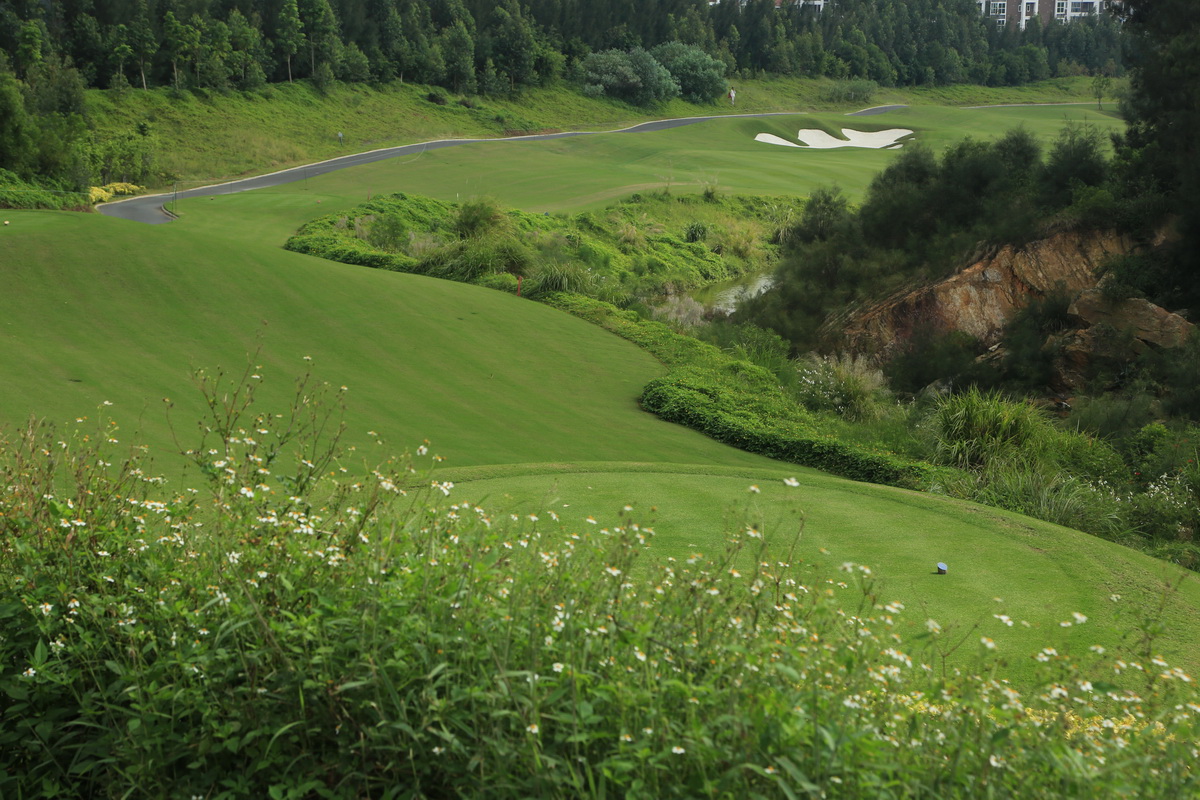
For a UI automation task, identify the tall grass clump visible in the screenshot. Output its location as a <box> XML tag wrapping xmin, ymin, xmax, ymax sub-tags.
<box><xmin>932</xmin><ymin>388</ymin><xmax>1055</xmax><ymax>469</ymax></box>
<box><xmin>5</xmin><ymin>365</ymin><xmax>1200</xmax><ymax>797</ymax></box>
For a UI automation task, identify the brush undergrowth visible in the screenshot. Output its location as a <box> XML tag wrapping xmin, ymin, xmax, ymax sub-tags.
<box><xmin>286</xmin><ymin>191</ymin><xmax>780</xmax><ymax>300</ymax></box>
<box><xmin>3</xmin><ymin>365</ymin><xmax>1200</xmax><ymax>798</ymax></box>
<box><xmin>0</xmin><ymin>170</ymin><xmax>93</xmax><ymax>211</ymax></box>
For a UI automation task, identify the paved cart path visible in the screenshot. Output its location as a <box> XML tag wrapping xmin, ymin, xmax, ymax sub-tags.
<box><xmin>100</xmin><ymin>106</ymin><xmax>907</xmax><ymax>224</ymax></box>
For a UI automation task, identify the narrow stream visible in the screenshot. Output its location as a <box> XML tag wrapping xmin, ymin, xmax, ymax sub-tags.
<box><xmin>689</xmin><ymin>271</ymin><xmax>775</xmax><ymax>315</ymax></box>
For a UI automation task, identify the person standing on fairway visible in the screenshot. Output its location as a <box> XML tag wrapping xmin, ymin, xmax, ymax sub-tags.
<box><xmin>728</xmin><ymin>87</ymin><xmax>736</xmax><ymax>106</ymax></box>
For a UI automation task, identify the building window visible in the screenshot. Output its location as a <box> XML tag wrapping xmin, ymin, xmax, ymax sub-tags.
<box><xmin>1056</xmin><ymin>0</ymin><xmax>1067</xmax><ymax>15</ymax></box>
<box><xmin>1026</xmin><ymin>2</ymin><xmax>1036</xmax><ymax>15</ymax></box>
<box><xmin>992</xmin><ymin>1</ymin><xmax>1006</xmax><ymax>16</ymax></box>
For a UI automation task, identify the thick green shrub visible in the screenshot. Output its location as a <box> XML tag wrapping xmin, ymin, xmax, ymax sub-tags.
<box><xmin>932</xmin><ymin>388</ymin><xmax>1055</xmax><ymax>469</ymax></box>
<box><xmin>285</xmin><ymin>191</ymin><xmax>774</xmax><ymax>299</ymax></box>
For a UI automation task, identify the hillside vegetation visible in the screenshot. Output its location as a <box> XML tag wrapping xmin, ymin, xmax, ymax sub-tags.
<box><xmin>4</xmin><ymin>0</ymin><xmax>1200</xmax><ymax>787</ymax></box>
<box><xmin>4</xmin><ymin>375</ymin><xmax>1199</xmax><ymax>797</ymax></box>
<box><xmin>285</xmin><ymin>190</ymin><xmax>781</xmax><ymax>301</ymax></box>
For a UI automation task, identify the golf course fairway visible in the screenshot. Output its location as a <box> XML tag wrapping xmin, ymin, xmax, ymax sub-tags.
<box><xmin>4</xmin><ymin>101</ymin><xmax>1193</xmax><ymax>684</ymax></box>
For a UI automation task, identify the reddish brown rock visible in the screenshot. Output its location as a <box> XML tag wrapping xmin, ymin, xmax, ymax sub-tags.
<box><xmin>1067</xmin><ymin>289</ymin><xmax>1196</xmax><ymax>349</ymax></box>
<box><xmin>841</xmin><ymin>230</ymin><xmax>1133</xmax><ymax>357</ymax></box>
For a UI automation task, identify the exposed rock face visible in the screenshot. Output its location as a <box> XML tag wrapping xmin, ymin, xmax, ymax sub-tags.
<box><xmin>1068</xmin><ymin>289</ymin><xmax>1196</xmax><ymax>349</ymax></box>
<box><xmin>841</xmin><ymin>230</ymin><xmax>1133</xmax><ymax>357</ymax></box>
<box><xmin>1048</xmin><ymin>326</ymin><xmax>1148</xmax><ymax>394</ymax></box>
<box><xmin>839</xmin><ymin>229</ymin><xmax>1196</xmax><ymax>393</ymax></box>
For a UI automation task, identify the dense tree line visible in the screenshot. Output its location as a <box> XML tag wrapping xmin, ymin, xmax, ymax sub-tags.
<box><xmin>0</xmin><ymin>0</ymin><xmax>1123</xmax><ymax>96</ymax></box>
<box><xmin>1106</xmin><ymin>0</ymin><xmax>1200</xmax><ymax>315</ymax></box>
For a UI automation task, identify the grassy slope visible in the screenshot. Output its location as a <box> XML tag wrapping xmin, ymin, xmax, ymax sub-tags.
<box><xmin>7</xmin><ymin>88</ymin><xmax>1194</xmax><ymax>684</ymax></box>
<box><xmin>0</xmin><ymin>211</ymin><xmax>781</xmax><ymax>475</ymax></box>
<box><xmin>83</xmin><ymin>75</ymin><xmax>1103</xmax><ymax>188</ymax></box>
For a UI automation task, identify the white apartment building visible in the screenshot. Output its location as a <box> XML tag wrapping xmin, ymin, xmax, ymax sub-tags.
<box><xmin>977</xmin><ymin>0</ymin><xmax>1111</xmax><ymax>30</ymax></box>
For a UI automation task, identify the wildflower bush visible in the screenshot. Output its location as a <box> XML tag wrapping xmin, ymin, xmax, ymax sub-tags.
<box><xmin>793</xmin><ymin>353</ymin><xmax>893</xmax><ymax>423</ymax></box>
<box><xmin>3</xmin><ymin>367</ymin><xmax>1200</xmax><ymax>798</ymax></box>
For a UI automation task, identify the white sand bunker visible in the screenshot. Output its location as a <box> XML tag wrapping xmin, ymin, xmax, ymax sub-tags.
<box><xmin>755</xmin><ymin>128</ymin><xmax>913</xmax><ymax>149</ymax></box>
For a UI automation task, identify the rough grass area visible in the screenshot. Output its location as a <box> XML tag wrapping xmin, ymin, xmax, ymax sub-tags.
<box><xmin>0</xmin><ymin>170</ymin><xmax>93</xmax><ymax>211</ymax></box>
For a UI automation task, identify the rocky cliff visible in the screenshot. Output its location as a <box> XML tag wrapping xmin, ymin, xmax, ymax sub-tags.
<box><xmin>840</xmin><ymin>230</ymin><xmax>1134</xmax><ymax>357</ymax></box>
<box><xmin>838</xmin><ymin>229</ymin><xmax>1195</xmax><ymax>392</ymax></box>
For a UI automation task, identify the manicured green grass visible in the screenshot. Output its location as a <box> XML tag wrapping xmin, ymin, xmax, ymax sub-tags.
<box><xmin>9</xmin><ymin>93</ymin><xmax>1196</xmax><ymax>688</ymax></box>
<box><xmin>158</xmin><ymin>103</ymin><xmax>1125</xmax><ymax>241</ymax></box>
<box><xmin>0</xmin><ymin>210</ymin><xmax>782</xmax><ymax>475</ymax></box>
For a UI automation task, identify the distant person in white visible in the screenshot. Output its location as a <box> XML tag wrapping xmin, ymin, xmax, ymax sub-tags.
<box><xmin>728</xmin><ymin>87</ymin><xmax>736</xmax><ymax>106</ymax></box>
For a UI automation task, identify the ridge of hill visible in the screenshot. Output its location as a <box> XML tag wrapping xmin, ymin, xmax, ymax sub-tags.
<box><xmin>82</xmin><ymin>75</ymin><xmax>1099</xmax><ymax>191</ymax></box>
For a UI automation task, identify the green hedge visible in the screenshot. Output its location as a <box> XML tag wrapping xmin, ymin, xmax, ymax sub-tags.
<box><xmin>546</xmin><ymin>293</ymin><xmax>949</xmax><ymax>491</ymax></box>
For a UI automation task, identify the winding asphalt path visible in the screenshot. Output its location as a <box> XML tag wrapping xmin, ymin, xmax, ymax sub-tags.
<box><xmin>99</xmin><ymin>107</ymin><xmax>906</xmax><ymax>225</ymax></box>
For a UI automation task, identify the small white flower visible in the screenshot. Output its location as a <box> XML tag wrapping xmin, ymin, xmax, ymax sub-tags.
<box><xmin>526</xmin><ymin>724</ymin><xmax>539</xmax><ymax>734</ymax></box>
<box><xmin>552</xmin><ymin>662</ymin><xmax>564</xmax><ymax>673</ymax></box>
<box><xmin>981</xmin><ymin>637</ymin><xmax>996</xmax><ymax>650</ymax></box>
<box><xmin>783</xmin><ymin>477</ymin><xmax>800</xmax><ymax>487</ymax></box>
<box><xmin>748</xmin><ymin>485</ymin><xmax>760</xmax><ymax>494</ymax></box>
<box><xmin>925</xmin><ymin>619</ymin><xmax>942</xmax><ymax>634</ymax></box>
<box><xmin>672</xmin><ymin>746</ymin><xmax>686</xmax><ymax>754</ymax></box>
<box><xmin>22</xmin><ymin>667</ymin><xmax>36</xmax><ymax>678</ymax></box>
